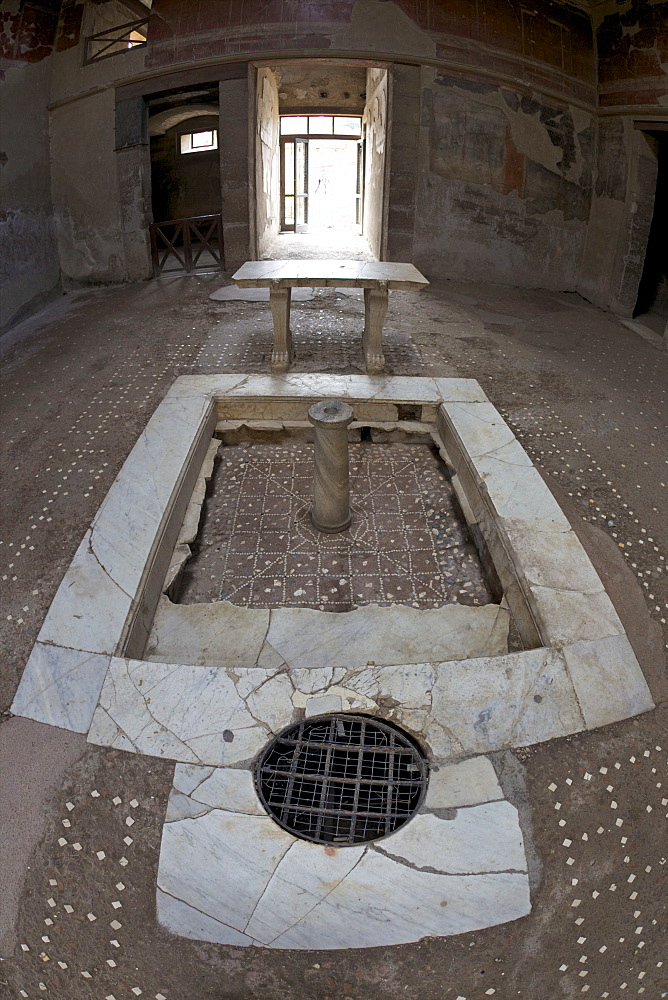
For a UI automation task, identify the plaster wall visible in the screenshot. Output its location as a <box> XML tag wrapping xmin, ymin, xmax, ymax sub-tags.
<box><xmin>50</xmin><ymin>88</ymin><xmax>127</xmax><ymax>286</ymax></box>
<box><xmin>413</xmin><ymin>74</ymin><xmax>594</xmax><ymax>290</ymax></box>
<box><xmin>4</xmin><ymin>0</ymin><xmax>667</xmax><ymax>325</ymax></box>
<box><xmin>219</xmin><ymin>75</ymin><xmax>252</xmax><ymax>270</ymax></box>
<box><xmin>577</xmin><ymin>0</ymin><xmax>668</xmax><ymax>314</ymax></box>
<box><xmin>362</xmin><ymin>67</ymin><xmax>388</xmax><ymax>261</ymax></box>
<box><xmin>274</xmin><ymin>63</ymin><xmax>366</xmax><ymax>112</ymax></box>
<box><xmin>596</xmin><ymin>0</ymin><xmax>668</xmax><ymax>110</ymax></box>
<box><xmin>0</xmin><ymin>57</ymin><xmax>60</xmax><ymax>332</ymax></box>
<box><xmin>255</xmin><ymin>67</ymin><xmax>280</xmax><ymax>258</ymax></box>
<box><xmin>577</xmin><ymin>121</ymin><xmax>659</xmax><ymax>314</ymax></box>
<box><xmin>49</xmin><ymin>6</ymin><xmax>146</xmax><ymax>107</ymax></box>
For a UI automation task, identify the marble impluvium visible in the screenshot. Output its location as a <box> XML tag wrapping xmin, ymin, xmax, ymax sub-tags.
<box><xmin>10</xmin><ymin>374</ymin><xmax>654</xmax><ymax>950</ymax></box>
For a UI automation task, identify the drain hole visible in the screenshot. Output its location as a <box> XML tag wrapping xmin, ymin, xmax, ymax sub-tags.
<box><xmin>255</xmin><ymin>714</ymin><xmax>427</xmax><ymax>846</ymax></box>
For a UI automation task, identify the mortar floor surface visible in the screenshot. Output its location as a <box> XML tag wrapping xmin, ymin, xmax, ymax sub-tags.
<box><xmin>179</xmin><ymin>441</ymin><xmax>492</xmax><ymax>610</ymax></box>
<box><xmin>0</xmin><ymin>272</ymin><xmax>666</xmax><ymax>1000</ymax></box>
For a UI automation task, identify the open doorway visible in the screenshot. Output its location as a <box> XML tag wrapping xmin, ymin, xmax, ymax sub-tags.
<box><xmin>147</xmin><ymin>85</ymin><xmax>224</xmax><ymax>276</ymax></box>
<box><xmin>280</xmin><ymin>115</ymin><xmax>363</xmax><ymax>234</ymax></box>
<box><xmin>254</xmin><ymin>62</ymin><xmax>389</xmax><ymax>261</ymax></box>
<box><xmin>633</xmin><ymin>131</ymin><xmax>668</xmax><ymax>340</ymax></box>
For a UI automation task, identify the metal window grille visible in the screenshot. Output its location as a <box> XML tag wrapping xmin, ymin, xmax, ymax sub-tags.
<box><xmin>256</xmin><ymin>715</ymin><xmax>427</xmax><ymax>846</ymax></box>
<box><xmin>84</xmin><ymin>17</ymin><xmax>148</xmax><ymax>65</ymax></box>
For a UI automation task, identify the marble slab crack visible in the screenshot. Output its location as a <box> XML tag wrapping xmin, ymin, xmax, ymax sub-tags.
<box><xmin>95</xmin><ymin>704</ymin><xmax>139</xmax><ymax>753</ymax></box>
<box><xmin>125</xmin><ymin>669</ymin><xmax>208</xmax><ymax>764</ymax></box>
<box><xmin>157</xmin><ymin>884</ymin><xmax>261</xmax><ymax>944</ymax></box>
<box><xmin>87</xmin><ymin>533</ymin><xmax>132</xmax><ymax>600</ymax></box>
<box><xmin>370</xmin><ymin>843</ymin><xmax>527</xmax><ymax>877</ymax></box>
<box><xmin>261</xmin><ymin>848</ymin><xmax>370</xmax><ymax>946</ymax></box>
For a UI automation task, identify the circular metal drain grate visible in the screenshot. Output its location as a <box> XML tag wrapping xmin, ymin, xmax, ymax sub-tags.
<box><xmin>255</xmin><ymin>715</ymin><xmax>427</xmax><ymax>845</ymax></box>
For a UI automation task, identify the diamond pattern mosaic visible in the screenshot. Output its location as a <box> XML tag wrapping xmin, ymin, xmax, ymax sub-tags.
<box><xmin>178</xmin><ymin>440</ymin><xmax>494</xmax><ymax>610</ymax></box>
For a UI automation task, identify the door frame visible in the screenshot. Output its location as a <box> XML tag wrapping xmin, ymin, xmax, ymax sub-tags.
<box><xmin>279</xmin><ymin>124</ymin><xmax>364</xmax><ymax>234</ymax></box>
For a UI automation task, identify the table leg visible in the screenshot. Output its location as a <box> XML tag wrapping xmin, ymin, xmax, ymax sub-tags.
<box><xmin>270</xmin><ymin>287</ymin><xmax>292</xmax><ymax>371</ymax></box>
<box><xmin>363</xmin><ymin>284</ymin><xmax>388</xmax><ymax>374</ymax></box>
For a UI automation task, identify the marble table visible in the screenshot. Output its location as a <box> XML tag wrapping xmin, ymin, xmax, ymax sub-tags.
<box><xmin>231</xmin><ymin>259</ymin><xmax>429</xmax><ymax>373</ymax></box>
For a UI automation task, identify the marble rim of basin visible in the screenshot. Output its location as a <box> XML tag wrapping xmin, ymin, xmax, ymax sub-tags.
<box><xmin>9</xmin><ymin>373</ymin><xmax>655</xmax><ymax>951</ymax></box>
<box><xmin>11</xmin><ymin>374</ymin><xmax>654</xmax><ymax>746</ymax></box>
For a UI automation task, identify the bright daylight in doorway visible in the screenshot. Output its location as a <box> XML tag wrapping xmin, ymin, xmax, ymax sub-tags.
<box><xmin>280</xmin><ymin>115</ymin><xmax>363</xmax><ymax>233</ymax></box>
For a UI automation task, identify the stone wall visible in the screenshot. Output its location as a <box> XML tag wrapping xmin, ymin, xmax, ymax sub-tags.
<box><xmin>577</xmin><ymin>0</ymin><xmax>668</xmax><ymax>313</ymax></box>
<box><xmin>0</xmin><ymin>57</ymin><xmax>60</xmax><ymax>331</ymax></box>
<box><xmin>362</xmin><ymin>68</ymin><xmax>388</xmax><ymax>260</ymax></box>
<box><xmin>255</xmin><ymin>67</ymin><xmax>280</xmax><ymax>258</ymax></box>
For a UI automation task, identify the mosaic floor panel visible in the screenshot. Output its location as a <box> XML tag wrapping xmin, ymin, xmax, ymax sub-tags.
<box><xmin>178</xmin><ymin>441</ymin><xmax>494</xmax><ymax>611</ymax></box>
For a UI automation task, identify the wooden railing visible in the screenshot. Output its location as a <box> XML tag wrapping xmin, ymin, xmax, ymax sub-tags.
<box><xmin>84</xmin><ymin>17</ymin><xmax>148</xmax><ymax>65</ymax></box>
<box><xmin>149</xmin><ymin>215</ymin><xmax>225</xmax><ymax>276</ymax></box>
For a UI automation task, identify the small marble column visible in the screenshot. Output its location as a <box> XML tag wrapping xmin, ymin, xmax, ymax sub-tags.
<box><xmin>362</xmin><ymin>281</ymin><xmax>388</xmax><ymax>373</ymax></box>
<box><xmin>308</xmin><ymin>399</ymin><xmax>354</xmax><ymax>533</ymax></box>
<box><xmin>269</xmin><ymin>281</ymin><xmax>292</xmax><ymax>371</ymax></box>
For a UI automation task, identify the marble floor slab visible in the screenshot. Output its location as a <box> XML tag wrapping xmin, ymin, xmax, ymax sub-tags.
<box><xmin>146</xmin><ymin>599</ymin><xmax>509</xmax><ymax>669</ymax></box>
<box><xmin>156</xmin><ymin>757</ymin><xmax>530</xmax><ymax>949</ymax></box>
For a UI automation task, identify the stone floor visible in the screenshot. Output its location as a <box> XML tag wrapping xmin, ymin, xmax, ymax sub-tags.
<box><xmin>179</xmin><ymin>440</ymin><xmax>492</xmax><ymax>610</ymax></box>
<box><xmin>0</xmin><ymin>271</ymin><xmax>666</xmax><ymax>999</ymax></box>
<box><xmin>263</xmin><ymin>229</ymin><xmax>375</xmax><ymax>261</ymax></box>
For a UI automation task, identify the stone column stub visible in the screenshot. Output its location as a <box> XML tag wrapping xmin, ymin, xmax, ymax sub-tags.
<box><xmin>308</xmin><ymin>400</ymin><xmax>355</xmax><ymax>534</ymax></box>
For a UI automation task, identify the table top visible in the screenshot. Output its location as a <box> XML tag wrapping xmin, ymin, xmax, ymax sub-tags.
<box><xmin>232</xmin><ymin>259</ymin><xmax>429</xmax><ymax>291</ymax></box>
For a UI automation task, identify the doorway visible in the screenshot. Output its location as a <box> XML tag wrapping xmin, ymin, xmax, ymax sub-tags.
<box><xmin>254</xmin><ymin>63</ymin><xmax>389</xmax><ymax>261</ymax></box>
<box><xmin>634</xmin><ymin>131</ymin><xmax>668</xmax><ymax>339</ymax></box>
<box><xmin>280</xmin><ymin>115</ymin><xmax>363</xmax><ymax>234</ymax></box>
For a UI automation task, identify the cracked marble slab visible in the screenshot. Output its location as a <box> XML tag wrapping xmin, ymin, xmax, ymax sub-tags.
<box><xmin>10</xmin><ymin>642</ymin><xmax>111</xmax><ymax>733</ymax></box>
<box><xmin>170</xmin><ymin>765</ymin><xmax>265</xmax><ymax>816</ymax></box>
<box><xmin>527</xmin><ymin>586</ymin><xmax>624</xmax><ymax>645</ymax></box>
<box><xmin>440</xmin><ymin>401</ymin><xmax>518</xmax><ymax>458</ymax></box>
<box><xmin>87</xmin><ymin>657</ymin><xmax>294</xmax><ymax>765</ymax></box>
<box><xmin>147</xmin><ymin>600</ymin><xmax>510</xmax><ymax>670</ymax></box>
<box><xmin>260</xmin><ymin>603</ymin><xmax>509</xmax><ymax>670</ymax></box>
<box><xmin>562</xmin><ymin>634</ymin><xmax>654</xmax><ymax>728</ymax></box>
<box><xmin>425</xmin><ymin>756</ymin><xmax>503</xmax><ymax>808</ymax></box>
<box><xmin>473</xmin><ymin>459</ymin><xmax>571</xmax><ymax>532</ymax></box>
<box><xmin>157</xmin><ymin>888</ymin><xmax>258</xmax><ymax>946</ymax></box>
<box><xmin>156</xmin><ymin>775</ymin><xmax>531</xmax><ymax>949</ymax></box>
<box><xmin>34</xmin><ymin>390</ymin><xmax>215</xmax><ymax>655</ymax></box>
<box><xmin>146</xmin><ymin>597</ymin><xmax>270</xmax><ymax>668</ymax></box>
<box><xmin>424</xmin><ymin>648</ymin><xmax>585</xmax><ymax>756</ymax></box>
<box><xmin>87</xmin><ymin>644</ymin><xmax>589</xmax><ymax>765</ymax></box>
<box><xmin>178</xmin><ymin>372</ymin><xmax>443</xmax><ymax>405</ymax></box>
<box><xmin>268</xmin><ymin>853</ymin><xmax>530</xmax><ymax>948</ymax></box>
<box><xmin>501</xmin><ymin>523</ymin><xmax>605</xmax><ymax>593</ymax></box>
<box><xmin>376</xmin><ymin>803</ymin><xmax>527</xmax><ymax>874</ymax></box>
<box><xmin>158</xmin><ymin>810</ymin><xmax>294</xmax><ymax>933</ymax></box>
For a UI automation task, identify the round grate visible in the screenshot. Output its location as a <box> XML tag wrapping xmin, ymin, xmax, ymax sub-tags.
<box><xmin>255</xmin><ymin>714</ymin><xmax>427</xmax><ymax>846</ymax></box>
